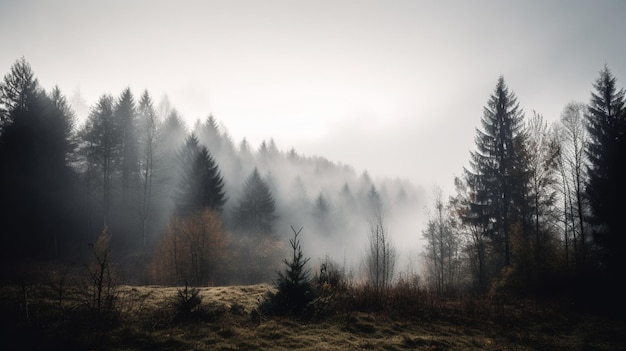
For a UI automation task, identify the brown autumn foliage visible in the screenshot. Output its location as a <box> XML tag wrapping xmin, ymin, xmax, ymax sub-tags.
<box><xmin>150</xmin><ymin>209</ymin><xmax>229</xmax><ymax>286</ymax></box>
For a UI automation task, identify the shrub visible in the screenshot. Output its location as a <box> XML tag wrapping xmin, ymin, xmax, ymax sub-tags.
<box><xmin>311</xmin><ymin>257</ymin><xmax>347</xmax><ymax>316</ymax></box>
<box><xmin>172</xmin><ymin>284</ymin><xmax>203</xmax><ymax>321</ymax></box>
<box><xmin>81</xmin><ymin>230</ymin><xmax>119</xmax><ymax>325</ymax></box>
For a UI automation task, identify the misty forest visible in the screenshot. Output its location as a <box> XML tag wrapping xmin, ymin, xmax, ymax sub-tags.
<box><xmin>1</xmin><ymin>57</ymin><xmax>626</xmax><ymax>350</ymax></box>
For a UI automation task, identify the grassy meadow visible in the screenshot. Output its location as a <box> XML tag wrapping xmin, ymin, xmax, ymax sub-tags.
<box><xmin>1</xmin><ymin>282</ymin><xmax>625</xmax><ymax>351</ymax></box>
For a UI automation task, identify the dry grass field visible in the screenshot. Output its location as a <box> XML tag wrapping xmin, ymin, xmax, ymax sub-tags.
<box><xmin>1</xmin><ymin>283</ymin><xmax>625</xmax><ymax>350</ymax></box>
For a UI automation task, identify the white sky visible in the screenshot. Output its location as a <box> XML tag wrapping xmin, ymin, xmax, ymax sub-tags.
<box><xmin>1</xmin><ymin>0</ymin><xmax>625</xmax><ymax>198</ymax></box>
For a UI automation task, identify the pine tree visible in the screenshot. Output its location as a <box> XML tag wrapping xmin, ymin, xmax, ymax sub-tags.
<box><xmin>367</xmin><ymin>185</ymin><xmax>383</xmax><ymax>216</ymax></box>
<box><xmin>80</xmin><ymin>94</ymin><xmax>120</xmax><ymax>230</ymax></box>
<box><xmin>465</xmin><ymin>76</ymin><xmax>526</xmax><ymax>268</ymax></box>
<box><xmin>195</xmin><ymin>114</ymin><xmax>222</xmax><ymax>155</ymax></box>
<box><xmin>155</xmin><ymin>109</ymin><xmax>187</xmax><ymax>219</ymax></box>
<box><xmin>585</xmin><ymin>66</ymin><xmax>626</xmax><ymax>275</ymax></box>
<box><xmin>176</xmin><ymin>134</ymin><xmax>226</xmax><ymax>217</ymax></box>
<box><xmin>259</xmin><ymin>226</ymin><xmax>315</xmax><ymax>316</ymax></box>
<box><xmin>235</xmin><ymin>167</ymin><xmax>277</xmax><ymax>236</ymax></box>
<box><xmin>313</xmin><ymin>192</ymin><xmax>334</xmax><ymax>236</ymax></box>
<box><xmin>313</xmin><ymin>193</ymin><xmax>330</xmax><ymax>220</ymax></box>
<box><xmin>0</xmin><ymin>58</ymin><xmax>79</xmax><ymax>260</ymax></box>
<box><xmin>114</xmin><ymin>88</ymin><xmax>138</xmax><ymax>204</ymax></box>
<box><xmin>136</xmin><ymin>90</ymin><xmax>160</xmax><ymax>248</ymax></box>
<box><xmin>0</xmin><ymin>57</ymin><xmax>38</xmax><ymax>131</ymax></box>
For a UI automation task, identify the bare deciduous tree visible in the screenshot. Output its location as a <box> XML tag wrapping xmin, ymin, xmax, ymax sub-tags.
<box><xmin>366</xmin><ymin>213</ymin><xmax>396</xmax><ymax>291</ymax></box>
<box><xmin>422</xmin><ymin>186</ymin><xmax>461</xmax><ymax>295</ymax></box>
<box><xmin>555</xmin><ymin>102</ymin><xmax>589</xmax><ymax>268</ymax></box>
<box><xmin>151</xmin><ymin>209</ymin><xmax>228</xmax><ymax>286</ymax></box>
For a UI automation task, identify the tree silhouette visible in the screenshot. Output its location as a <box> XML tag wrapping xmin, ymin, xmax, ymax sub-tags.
<box><xmin>423</xmin><ymin>186</ymin><xmax>460</xmax><ymax>295</ymax></box>
<box><xmin>366</xmin><ymin>213</ymin><xmax>396</xmax><ymax>291</ymax></box>
<box><xmin>176</xmin><ymin>134</ymin><xmax>226</xmax><ymax>217</ymax></box>
<box><xmin>136</xmin><ymin>90</ymin><xmax>160</xmax><ymax>248</ymax></box>
<box><xmin>465</xmin><ymin>76</ymin><xmax>526</xmax><ymax>268</ymax></box>
<box><xmin>0</xmin><ymin>58</ymin><xmax>79</xmax><ymax>260</ymax></box>
<box><xmin>235</xmin><ymin>167</ymin><xmax>277</xmax><ymax>236</ymax></box>
<box><xmin>259</xmin><ymin>226</ymin><xmax>315</xmax><ymax>316</ymax></box>
<box><xmin>151</xmin><ymin>209</ymin><xmax>228</xmax><ymax>286</ymax></box>
<box><xmin>155</xmin><ymin>109</ymin><xmax>188</xmax><ymax>220</ymax></box>
<box><xmin>0</xmin><ymin>57</ymin><xmax>38</xmax><ymax>130</ymax></box>
<box><xmin>585</xmin><ymin>66</ymin><xmax>626</xmax><ymax>276</ymax></box>
<box><xmin>556</xmin><ymin>102</ymin><xmax>589</xmax><ymax>268</ymax></box>
<box><xmin>113</xmin><ymin>88</ymin><xmax>138</xmax><ymax>204</ymax></box>
<box><xmin>80</xmin><ymin>94</ymin><xmax>120</xmax><ymax>230</ymax></box>
<box><xmin>514</xmin><ymin>112</ymin><xmax>560</xmax><ymax>284</ymax></box>
<box><xmin>367</xmin><ymin>185</ymin><xmax>383</xmax><ymax>216</ymax></box>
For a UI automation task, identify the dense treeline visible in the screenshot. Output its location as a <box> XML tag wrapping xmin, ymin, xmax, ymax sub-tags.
<box><xmin>1</xmin><ymin>57</ymin><xmax>624</xmax><ymax>312</ymax></box>
<box><xmin>0</xmin><ymin>57</ymin><xmax>418</xmax><ymax>285</ymax></box>
<box><xmin>421</xmin><ymin>69</ymin><xmax>626</xmax><ymax>311</ymax></box>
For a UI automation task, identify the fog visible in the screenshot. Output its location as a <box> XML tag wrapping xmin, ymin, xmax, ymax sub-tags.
<box><xmin>180</xmin><ymin>113</ymin><xmax>427</xmax><ymax>278</ymax></box>
<box><xmin>2</xmin><ymin>0</ymin><xmax>626</xmax><ymax>284</ymax></box>
<box><xmin>3</xmin><ymin>0</ymin><xmax>625</xmax><ymax>204</ymax></box>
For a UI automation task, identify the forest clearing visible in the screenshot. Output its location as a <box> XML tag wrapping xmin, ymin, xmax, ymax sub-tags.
<box><xmin>1</xmin><ymin>283</ymin><xmax>624</xmax><ymax>351</ymax></box>
<box><xmin>3</xmin><ymin>3</ymin><xmax>626</xmax><ymax>350</ymax></box>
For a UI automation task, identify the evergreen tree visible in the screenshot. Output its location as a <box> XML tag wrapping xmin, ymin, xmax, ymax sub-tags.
<box><xmin>312</xmin><ymin>192</ymin><xmax>334</xmax><ymax>236</ymax></box>
<box><xmin>585</xmin><ymin>66</ymin><xmax>626</xmax><ymax>276</ymax></box>
<box><xmin>155</xmin><ymin>109</ymin><xmax>187</xmax><ymax>218</ymax></box>
<box><xmin>159</xmin><ymin>109</ymin><xmax>187</xmax><ymax>152</ymax></box>
<box><xmin>0</xmin><ymin>57</ymin><xmax>38</xmax><ymax>131</ymax></box>
<box><xmin>176</xmin><ymin>134</ymin><xmax>226</xmax><ymax>217</ymax></box>
<box><xmin>136</xmin><ymin>90</ymin><xmax>160</xmax><ymax>247</ymax></box>
<box><xmin>313</xmin><ymin>192</ymin><xmax>330</xmax><ymax>220</ymax></box>
<box><xmin>80</xmin><ymin>94</ymin><xmax>121</xmax><ymax>231</ymax></box>
<box><xmin>0</xmin><ymin>58</ymin><xmax>80</xmax><ymax>260</ymax></box>
<box><xmin>290</xmin><ymin>175</ymin><xmax>310</xmax><ymax>216</ymax></box>
<box><xmin>367</xmin><ymin>185</ymin><xmax>383</xmax><ymax>216</ymax></box>
<box><xmin>235</xmin><ymin>167</ymin><xmax>277</xmax><ymax>235</ymax></box>
<box><xmin>465</xmin><ymin>76</ymin><xmax>526</xmax><ymax>268</ymax></box>
<box><xmin>195</xmin><ymin>114</ymin><xmax>222</xmax><ymax>155</ymax></box>
<box><xmin>114</xmin><ymin>88</ymin><xmax>138</xmax><ymax>204</ymax></box>
<box><xmin>259</xmin><ymin>226</ymin><xmax>315</xmax><ymax>316</ymax></box>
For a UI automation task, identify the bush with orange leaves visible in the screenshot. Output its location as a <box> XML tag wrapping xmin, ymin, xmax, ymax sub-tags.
<box><xmin>150</xmin><ymin>209</ymin><xmax>229</xmax><ymax>286</ymax></box>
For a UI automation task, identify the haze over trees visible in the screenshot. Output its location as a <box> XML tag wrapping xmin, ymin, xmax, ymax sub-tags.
<box><xmin>420</xmin><ymin>69</ymin><xmax>626</xmax><ymax>310</ymax></box>
<box><xmin>1</xmin><ymin>57</ymin><xmax>625</xmax><ymax>315</ymax></box>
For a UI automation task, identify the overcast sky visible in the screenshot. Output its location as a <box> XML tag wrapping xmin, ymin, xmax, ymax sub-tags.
<box><xmin>1</xmin><ymin>0</ymin><xmax>625</xmax><ymax>198</ymax></box>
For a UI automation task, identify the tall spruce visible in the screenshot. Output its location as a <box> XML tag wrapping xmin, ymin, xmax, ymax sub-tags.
<box><xmin>176</xmin><ymin>134</ymin><xmax>226</xmax><ymax>217</ymax></box>
<box><xmin>80</xmin><ymin>94</ymin><xmax>120</xmax><ymax>231</ymax></box>
<box><xmin>465</xmin><ymin>76</ymin><xmax>526</xmax><ymax>268</ymax></box>
<box><xmin>235</xmin><ymin>167</ymin><xmax>277</xmax><ymax>236</ymax></box>
<box><xmin>156</xmin><ymin>109</ymin><xmax>187</xmax><ymax>218</ymax></box>
<box><xmin>0</xmin><ymin>58</ymin><xmax>79</xmax><ymax>260</ymax></box>
<box><xmin>136</xmin><ymin>90</ymin><xmax>160</xmax><ymax>248</ymax></box>
<box><xmin>585</xmin><ymin>66</ymin><xmax>626</xmax><ymax>275</ymax></box>
<box><xmin>0</xmin><ymin>57</ymin><xmax>38</xmax><ymax>130</ymax></box>
<box><xmin>113</xmin><ymin>88</ymin><xmax>138</xmax><ymax>204</ymax></box>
